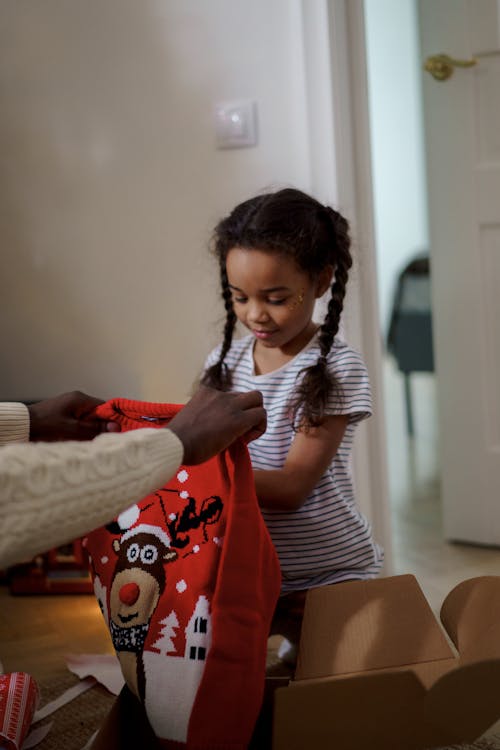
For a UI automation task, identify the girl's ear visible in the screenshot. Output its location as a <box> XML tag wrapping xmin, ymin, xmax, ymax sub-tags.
<box><xmin>315</xmin><ymin>265</ymin><xmax>334</xmax><ymax>298</ymax></box>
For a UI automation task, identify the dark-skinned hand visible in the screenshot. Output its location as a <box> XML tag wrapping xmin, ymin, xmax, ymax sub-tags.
<box><xmin>167</xmin><ymin>385</ymin><xmax>266</xmax><ymax>465</ymax></box>
<box><xmin>28</xmin><ymin>391</ymin><xmax>120</xmax><ymax>442</ymax></box>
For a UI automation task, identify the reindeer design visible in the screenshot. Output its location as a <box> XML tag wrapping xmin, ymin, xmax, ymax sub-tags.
<box><xmin>108</xmin><ymin>523</ymin><xmax>177</xmax><ymax>700</ymax></box>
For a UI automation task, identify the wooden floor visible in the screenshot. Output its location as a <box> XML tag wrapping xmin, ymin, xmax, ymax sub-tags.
<box><xmin>0</xmin><ymin>586</ymin><xmax>113</xmax><ymax>681</ymax></box>
<box><xmin>2</xmin><ymin>359</ymin><xmax>500</xmax><ymax>680</ymax></box>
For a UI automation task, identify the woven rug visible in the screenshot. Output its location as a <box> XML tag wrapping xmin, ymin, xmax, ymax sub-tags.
<box><xmin>440</xmin><ymin>740</ymin><xmax>500</xmax><ymax>750</ymax></box>
<box><xmin>33</xmin><ymin>671</ymin><xmax>114</xmax><ymax>750</ymax></box>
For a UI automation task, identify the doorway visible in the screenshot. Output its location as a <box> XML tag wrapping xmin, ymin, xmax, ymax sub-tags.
<box><xmin>363</xmin><ymin>0</ymin><xmax>441</xmax><ymax>570</ymax></box>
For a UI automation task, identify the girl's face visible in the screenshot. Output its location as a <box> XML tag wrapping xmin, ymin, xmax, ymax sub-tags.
<box><xmin>226</xmin><ymin>246</ymin><xmax>332</xmax><ymax>357</ymax></box>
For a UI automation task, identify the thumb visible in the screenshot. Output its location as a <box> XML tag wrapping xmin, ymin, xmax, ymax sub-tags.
<box><xmin>68</xmin><ymin>417</ymin><xmax>111</xmax><ymax>441</ymax></box>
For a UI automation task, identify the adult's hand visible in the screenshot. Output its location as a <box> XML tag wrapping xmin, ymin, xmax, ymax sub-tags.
<box><xmin>168</xmin><ymin>385</ymin><xmax>266</xmax><ymax>465</ymax></box>
<box><xmin>28</xmin><ymin>391</ymin><xmax>120</xmax><ymax>441</ymax></box>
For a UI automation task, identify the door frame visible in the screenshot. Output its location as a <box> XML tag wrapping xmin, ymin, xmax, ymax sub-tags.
<box><xmin>304</xmin><ymin>0</ymin><xmax>393</xmax><ymax>569</ymax></box>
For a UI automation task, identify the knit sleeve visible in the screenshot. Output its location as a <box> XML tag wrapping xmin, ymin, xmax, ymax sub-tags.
<box><xmin>0</xmin><ymin>428</ymin><xmax>183</xmax><ymax>568</ymax></box>
<box><xmin>0</xmin><ymin>403</ymin><xmax>29</xmax><ymax>445</ymax></box>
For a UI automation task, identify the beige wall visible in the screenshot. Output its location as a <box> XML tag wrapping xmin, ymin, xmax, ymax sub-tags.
<box><xmin>0</xmin><ymin>0</ymin><xmax>316</xmax><ymax>402</ymax></box>
<box><xmin>0</xmin><ymin>0</ymin><xmax>391</xmax><ymax>549</ymax></box>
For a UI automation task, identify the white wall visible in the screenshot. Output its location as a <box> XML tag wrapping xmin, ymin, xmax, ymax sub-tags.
<box><xmin>0</xmin><ymin>0</ymin><xmax>314</xmax><ymax>402</ymax></box>
<box><xmin>364</xmin><ymin>0</ymin><xmax>429</xmax><ymax>335</ymax></box>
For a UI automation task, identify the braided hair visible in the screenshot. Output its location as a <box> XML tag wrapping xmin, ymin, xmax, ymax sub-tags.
<box><xmin>201</xmin><ymin>188</ymin><xmax>353</xmax><ymax>429</ymax></box>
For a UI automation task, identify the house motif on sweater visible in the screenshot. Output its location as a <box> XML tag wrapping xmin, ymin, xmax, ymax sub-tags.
<box><xmin>151</xmin><ymin>595</ymin><xmax>212</xmax><ymax>660</ymax></box>
<box><xmin>144</xmin><ymin>595</ymin><xmax>213</xmax><ymax>743</ymax></box>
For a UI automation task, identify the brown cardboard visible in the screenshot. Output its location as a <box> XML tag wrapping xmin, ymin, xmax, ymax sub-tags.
<box><xmin>273</xmin><ymin>575</ymin><xmax>500</xmax><ymax>750</ymax></box>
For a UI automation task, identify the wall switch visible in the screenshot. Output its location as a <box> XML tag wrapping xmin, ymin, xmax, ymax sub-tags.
<box><xmin>214</xmin><ymin>99</ymin><xmax>258</xmax><ymax>149</ymax></box>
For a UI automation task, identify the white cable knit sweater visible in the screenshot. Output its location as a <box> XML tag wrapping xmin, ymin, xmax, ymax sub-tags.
<box><xmin>0</xmin><ymin>403</ymin><xmax>183</xmax><ymax>568</ymax></box>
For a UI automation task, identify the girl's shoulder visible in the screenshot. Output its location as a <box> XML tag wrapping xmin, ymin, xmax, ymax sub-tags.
<box><xmin>205</xmin><ymin>333</ymin><xmax>253</xmax><ymax>368</ymax></box>
<box><xmin>307</xmin><ymin>339</ymin><xmax>371</xmax><ymax>395</ymax></box>
<box><xmin>328</xmin><ymin>339</ymin><xmax>368</xmax><ymax>369</ymax></box>
<box><xmin>298</xmin><ymin>336</ymin><xmax>368</xmax><ymax>371</ymax></box>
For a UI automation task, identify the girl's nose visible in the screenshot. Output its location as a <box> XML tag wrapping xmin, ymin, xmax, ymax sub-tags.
<box><xmin>248</xmin><ymin>301</ymin><xmax>269</xmax><ymax>323</ymax></box>
<box><xmin>119</xmin><ymin>582</ymin><xmax>140</xmax><ymax>605</ymax></box>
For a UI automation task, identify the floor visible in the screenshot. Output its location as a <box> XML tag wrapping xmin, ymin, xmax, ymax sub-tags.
<box><xmin>384</xmin><ymin>356</ymin><xmax>500</xmax><ymax>614</ymax></box>
<box><xmin>0</xmin><ymin>584</ymin><xmax>112</xmax><ymax>681</ymax></box>
<box><xmin>2</xmin><ymin>357</ymin><xmax>500</xmax><ymax>681</ymax></box>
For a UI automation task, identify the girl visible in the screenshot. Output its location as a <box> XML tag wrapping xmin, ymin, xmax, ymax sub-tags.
<box><xmin>202</xmin><ymin>188</ymin><xmax>383</xmax><ymax>662</ymax></box>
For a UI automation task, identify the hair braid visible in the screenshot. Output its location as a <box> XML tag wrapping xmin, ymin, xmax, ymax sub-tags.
<box><xmin>200</xmin><ymin>262</ymin><xmax>236</xmax><ymax>391</ymax></box>
<box><xmin>292</xmin><ymin>207</ymin><xmax>353</xmax><ymax>429</ymax></box>
<box><xmin>318</xmin><ymin>210</ymin><xmax>352</xmax><ymax>358</ymax></box>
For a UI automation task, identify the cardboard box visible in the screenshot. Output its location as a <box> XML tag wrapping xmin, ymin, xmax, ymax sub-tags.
<box><xmin>272</xmin><ymin>574</ymin><xmax>500</xmax><ymax>750</ymax></box>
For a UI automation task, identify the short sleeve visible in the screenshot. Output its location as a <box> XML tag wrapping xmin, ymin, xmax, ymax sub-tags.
<box><xmin>203</xmin><ymin>344</ymin><xmax>223</xmax><ymax>372</ymax></box>
<box><xmin>326</xmin><ymin>345</ymin><xmax>372</xmax><ymax>423</ymax></box>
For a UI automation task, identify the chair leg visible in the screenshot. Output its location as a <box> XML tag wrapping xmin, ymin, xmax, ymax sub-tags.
<box><xmin>404</xmin><ymin>373</ymin><xmax>414</xmax><ymax>437</ymax></box>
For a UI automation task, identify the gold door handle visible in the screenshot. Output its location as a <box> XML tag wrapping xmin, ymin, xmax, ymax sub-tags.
<box><xmin>424</xmin><ymin>53</ymin><xmax>477</xmax><ymax>81</ymax></box>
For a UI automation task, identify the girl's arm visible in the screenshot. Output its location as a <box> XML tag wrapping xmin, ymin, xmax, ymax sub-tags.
<box><xmin>254</xmin><ymin>414</ymin><xmax>350</xmax><ymax>511</ymax></box>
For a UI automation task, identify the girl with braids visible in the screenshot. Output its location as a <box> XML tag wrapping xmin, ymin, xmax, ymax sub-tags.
<box><xmin>202</xmin><ymin>188</ymin><xmax>383</xmax><ymax>666</ymax></box>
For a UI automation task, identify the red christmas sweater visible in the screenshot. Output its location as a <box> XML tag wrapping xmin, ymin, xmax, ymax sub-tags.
<box><xmin>84</xmin><ymin>399</ymin><xmax>281</xmax><ymax>750</ymax></box>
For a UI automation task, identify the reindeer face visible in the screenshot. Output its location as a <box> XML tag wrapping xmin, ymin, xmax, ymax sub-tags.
<box><xmin>110</xmin><ymin>530</ymin><xmax>177</xmax><ymax>629</ymax></box>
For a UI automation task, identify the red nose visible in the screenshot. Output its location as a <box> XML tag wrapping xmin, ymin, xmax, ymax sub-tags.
<box><xmin>119</xmin><ymin>582</ymin><xmax>140</xmax><ymax>605</ymax></box>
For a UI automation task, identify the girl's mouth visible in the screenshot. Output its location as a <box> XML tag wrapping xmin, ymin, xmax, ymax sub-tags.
<box><xmin>253</xmin><ymin>329</ymin><xmax>276</xmax><ymax>340</ymax></box>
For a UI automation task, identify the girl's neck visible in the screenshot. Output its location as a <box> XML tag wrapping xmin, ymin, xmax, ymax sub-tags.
<box><xmin>253</xmin><ymin>322</ymin><xmax>319</xmax><ymax>376</ymax></box>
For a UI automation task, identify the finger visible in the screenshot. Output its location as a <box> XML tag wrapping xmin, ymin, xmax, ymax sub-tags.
<box><xmin>231</xmin><ymin>390</ymin><xmax>264</xmax><ymax>409</ymax></box>
<box><xmin>106</xmin><ymin>421</ymin><xmax>121</xmax><ymax>433</ymax></box>
<box><xmin>242</xmin><ymin>421</ymin><xmax>267</xmax><ymax>444</ymax></box>
<box><xmin>239</xmin><ymin>408</ymin><xmax>267</xmax><ymax>438</ymax></box>
<box><xmin>67</xmin><ymin>418</ymin><xmax>109</xmax><ymax>440</ymax></box>
<box><xmin>71</xmin><ymin>394</ymin><xmax>105</xmax><ymax>418</ymax></box>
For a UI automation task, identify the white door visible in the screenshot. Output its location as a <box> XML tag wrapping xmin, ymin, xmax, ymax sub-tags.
<box><xmin>420</xmin><ymin>0</ymin><xmax>500</xmax><ymax>544</ymax></box>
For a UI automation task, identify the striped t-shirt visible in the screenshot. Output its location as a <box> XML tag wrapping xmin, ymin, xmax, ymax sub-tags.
<box><xmin>204</xmin><ymin>333</ymin><xmax>384</xmax><ymax>592</ymax></box>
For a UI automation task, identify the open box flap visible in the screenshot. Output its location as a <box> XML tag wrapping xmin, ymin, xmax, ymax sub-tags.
<box><xmin>273</xmin><ymin>669</ymin><xmax>440</xmax><ymax>750</ymax></box>
<box><xmin>422</xmin><ymin>658</ymin><xmax>500</xmax><ymax>742</ymax></box>
<box><xmin>440</xmin><ymin>576</ymin><xmax>500</xmax><ymax>664</ymax></box>
<box><xmin>295</xmin><ymin>575</ymin><xmax>454</xmax><ymax>681</ymax></box>
<box><xmin>290</xmin><ymin>655</ymin><xmax>456</xmax><ymax>689</ymax></box>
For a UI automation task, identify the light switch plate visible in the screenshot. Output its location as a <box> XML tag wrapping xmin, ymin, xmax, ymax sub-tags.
<box><xmin>214</xmin><ymin>99</ymin><xmax>258</xmax><ymax>149</ymax></box>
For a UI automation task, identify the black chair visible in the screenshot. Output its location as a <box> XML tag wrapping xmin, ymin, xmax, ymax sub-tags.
<box><xmin>387</xmin><ymin>254</ymin><xmax>434</xmax><ymax>436</ymax></box>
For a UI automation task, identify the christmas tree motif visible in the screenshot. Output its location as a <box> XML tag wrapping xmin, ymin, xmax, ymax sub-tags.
<box><xmin>152</xmin><ymin>611</ymin><xmax>179</xmax><ymax>655</ymax></box>
<box><xmin>143</xmin><ymin>595</ymin><xmax>213</xmax><ymax>743</ymax></box>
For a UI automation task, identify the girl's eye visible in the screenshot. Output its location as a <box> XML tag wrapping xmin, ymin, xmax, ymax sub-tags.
<box><xmin>268</xmin><ymin>298</ymin><xmax>287</xmax><ymax>306</ymax></box>
<box><xmin>233</xmin><ymin>296</ymin><xmax>247</xmax><ymax>304</ymax></box>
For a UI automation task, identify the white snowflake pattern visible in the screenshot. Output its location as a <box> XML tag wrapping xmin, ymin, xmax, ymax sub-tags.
<box><xmin>176</xmin><ymin>579</ymin><xmax>187</xmax><ymax>593</ymax></box>
<box><xmin>177</xmin><ymin>470</ymin><xmax>189</xmax><ymax>483</ymax></box>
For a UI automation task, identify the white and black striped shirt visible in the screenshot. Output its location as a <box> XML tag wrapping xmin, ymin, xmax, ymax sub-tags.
<box><xmin>205</xmin><ymin>333</ymin><xmax>384</xmax><ymax>592</ymax></box>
